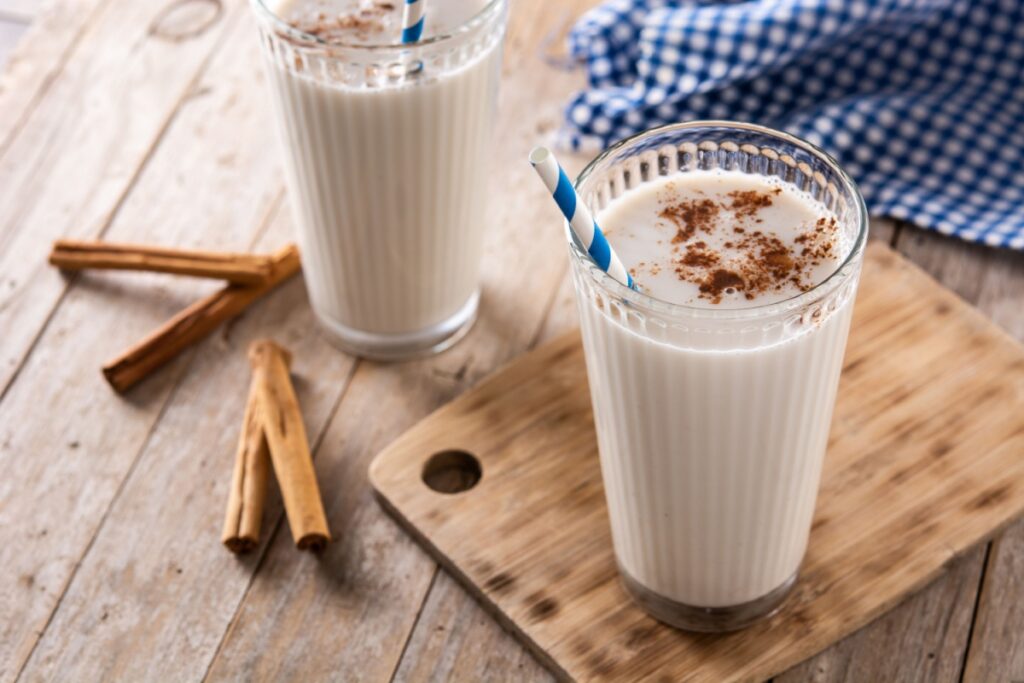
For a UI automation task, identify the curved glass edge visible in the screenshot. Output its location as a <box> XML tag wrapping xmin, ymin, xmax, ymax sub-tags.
<box><xmin>568</xmin><ymin>120</ymin><xmax>870</xmax><ymax>323</ymax></box>
<box><xmin>250</xmin><ymin>0</ymin><xmax>506</xmax><ymax>52</ymax></box>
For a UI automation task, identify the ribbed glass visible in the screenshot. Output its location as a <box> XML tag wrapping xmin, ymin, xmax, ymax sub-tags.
<box><xmin>569</xmin><ymin>122</ymin><xmax>868</xmax><ymax>619</ymax></box>
<box><xmin>251</xmin><ymin>0</ymin><xmax>508</xmax><ymax>359</ymax></box>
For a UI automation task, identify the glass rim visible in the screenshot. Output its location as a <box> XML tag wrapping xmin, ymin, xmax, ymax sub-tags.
<box><xmin>570</xmin><ymin>120</ymin><xmax>870</xmax><ymax>321</ymax></box>
<box><xmin>250</xmin><ymin>0</ymin><xmax>505</xmax><ymax>51</ymax></box>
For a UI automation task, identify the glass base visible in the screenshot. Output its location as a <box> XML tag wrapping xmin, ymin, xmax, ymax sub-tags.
<box><xmin>620</xmin><ymin>566</ymin><xmax>798</xmax><ymax>633</ymax></box>
<box><xmin>314</xmin><ymin>290</ymin><xmax>479</xmax><ymax>361</ymax></box>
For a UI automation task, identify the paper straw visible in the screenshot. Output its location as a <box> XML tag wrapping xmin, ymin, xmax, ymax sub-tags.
<box><xmin>401</xmin><ymin>0</ymin><xmax>425</xmax><ymax>43</ymax></box>
<box><xmin>529</xmin><ymin>147</ymin><xmax>635</xmax><ymax>289</ymax></box>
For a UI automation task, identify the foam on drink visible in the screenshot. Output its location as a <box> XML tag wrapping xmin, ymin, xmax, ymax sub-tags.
<box><xmin>599</xmin><ymin>170</ymin><xmax>842</xmax><ymax>307</ymax></box>
<box><xmin>274</xmin><ymin>0</ymin><xmax>484</xmax><ymax>44</ymax></box>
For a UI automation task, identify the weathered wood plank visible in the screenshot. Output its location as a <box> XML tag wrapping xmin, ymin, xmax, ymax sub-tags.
<box><xmin>17</xmin><ymin>205</ymin><xmax>357</xmax><ymax>681</ymax></box>
<box><xmin>894</xmin><ymin>225</ymin><xmax>1024</xmax><ymax>683</ymax></box>
<box><xmin>896</xmin><ymin>226</ymin><xmax>1024</xmax><ymax>340</ymax></box>
<box><xmin>392</xmin><ymin>569</ymin><xmax>556</xmax><ymax>683</ymax></box>
<box><xmin>200</xmin><ymin>261</ymin><xmax>569</xmax><ymax>683</ymax></box>
<box><xmin>388</xmin><ymin>272</ymin><xmax>578</xmax><ymax>683</ymax></box>
<box><xmin>964</xmin><ymin>527</ymin><xmax>1024</xmax><ymax>682</ymax></box>
<box><xmin>0</xmin><ymin>0</ymin><xmax>238</xmax><ymax>398</ymax></box>
<box><xmin>386</xmin><ymin>199</ymin><xmax>583</xmax><ymax>683</ymax></box>
<box><xmin>202</xmin><ymin>2</ymin><xmax>588</xmax><ymax>678</ymax></box>
<box><xmin>776</xmin><ymin>552</ymin><xmax>985</xmax><ymax>683</ymax></box>
<box><xmin>0</xmin><ymin>9</ymin><xmax>286</xmax><ymax>678</ymax></box>
<box><xmin>204</xmin><ymin>361</ymin><xmax>460</xmax><ymax>682</ymax></box>
<box><xmin>0</xmin><ymin>0</ymin><xmax>107</xmax><ymax>153</ymax></box>
<box><xmin>0</xmin><ymin>0</ymin><xmax>42</xmax><ymax>23</ymax></box>
<box><xmin>0</xmin><ymin>17</ymin><xmax>26</xmax><ymax>70</ymax></box>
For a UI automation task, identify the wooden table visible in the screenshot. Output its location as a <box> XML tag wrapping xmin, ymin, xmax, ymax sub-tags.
<box><xmin>0</xmin><ymin>0</ymin><xmax>1020</xmax><ymax>680</ymax></box>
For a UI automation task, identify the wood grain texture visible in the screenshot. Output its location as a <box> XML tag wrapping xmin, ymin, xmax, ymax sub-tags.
<box><xmin>894</xmin><ymin>226</ymin><xmax>1024</xmax><ymax>683</ymax></box>
<box><xmin>388</xmin><ymin>192</ymin><xmax>590</xmax><ymax>683</ymax></box>
<box><xmin>0</xmin><ymin>9</ymin><xmax>289</xmax><ymax>677</ymax></box>
<box><xmin>0</xmin><ymin>0</ymin><xmax>239</xmax><ymax>397</ymax></box>
<box><xmin>0</xmin><ymin>0</ymin><xmax>42</xmax><ymax>22</ymax></box>
<box><xmin>896</xmin><ymin>226</ymin><xmax>1024</xmax><ymax>340</ymax></box>
<box><xmin>16</xmin><ymin>208</ymin><xmax>356</xmax><ymax>681</ymax></box>
<box><xmin>393</xmin><ymin>569</ymin><xmax>556</xmax><ymax>683</ymax></box>
<box><xmin>388</xmin><ymin>281</ymin><xmax>581</xmax><ymax>683</ymax></box>
<box><xmin>964</xmin><ymin>528</ymin><xmax>1024</xmax><ymax>682</ymax></box>
<box><xmin>0</xmin><ymin>17</ymin><xmax>25</xmax><ymax>70</ymax></box>
<box><xmin>775</xmin><ymin>551</ymin><xmax>985</xmax><ymax>683</ymax></box>
<box><xmin>0</xmin><ymin>0</ymin><xmax>105</xmax><ymax>153</ymax></box>
<box><xmin>371</xmin><ymin>243</ymin><xmax>1024</xmax><ymax>682</ymax></box>
<box><xmin>203</xmin><ymin>359</ymin><xmax>473</xmax><ymax>682</ymax></box>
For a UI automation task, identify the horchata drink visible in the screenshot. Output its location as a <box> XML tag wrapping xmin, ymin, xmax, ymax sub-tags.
<box><xmin>567</xmin><ymin>122</ymin><xmax>867</xmax><ymax>631</ymax></box>
<box><xmin>251</xmin><ymin>0</ymin><xmax>507</xmax><ymax>359</ymax></box>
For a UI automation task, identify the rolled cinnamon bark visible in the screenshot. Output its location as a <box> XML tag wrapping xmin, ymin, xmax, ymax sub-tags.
<box><xmin>248</xmin><ymin>340</ymin><xmax>330</xmax><ymax>551</ymax></box>
<box><xmin>50</xmin><ymin>239</ymin><xmax>274</xmax><ymax>285</ymax></box>
<box><xmin>221</xmin><ymin>372</ymin><xmax>276</xmax><ymax>554</ymax></box>
<box><xmin>102</xmin><ymin>244</ymin><xmax>300</xmax><ymax>393</ymax></box>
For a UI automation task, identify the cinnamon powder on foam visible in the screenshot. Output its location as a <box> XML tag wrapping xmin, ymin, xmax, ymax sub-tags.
<box><xmin>637</xmin><ymin>183</ymin><xmax>839</xmax><ymax>305</ymax></box>
<box><xmin>287</xmin><ymin>1</ymin><xmax>396</xmax><ymax>42</ymax></box>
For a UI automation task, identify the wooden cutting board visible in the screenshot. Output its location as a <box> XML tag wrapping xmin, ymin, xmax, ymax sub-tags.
<box><xmin>369</xmin><ymin>242</ymin><xmax>1024</xmax><ymax>682</ymax></box>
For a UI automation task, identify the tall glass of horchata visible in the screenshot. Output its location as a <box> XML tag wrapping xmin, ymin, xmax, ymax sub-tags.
<box><xmin>252</xmin><ymin>0</ymin><xmax>509</xmax><ymax>359</ymax></box>
<box><xmin>565</xmin><ymin>122</ymin><xmax>867</xmax><ymax>631</ymax></box>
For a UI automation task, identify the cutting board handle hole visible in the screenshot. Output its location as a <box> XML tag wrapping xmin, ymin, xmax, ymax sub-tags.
<box><xmin>422</xmin><ymin>450</ymin><xmax>482</xmax><ymax>494</ymax></box>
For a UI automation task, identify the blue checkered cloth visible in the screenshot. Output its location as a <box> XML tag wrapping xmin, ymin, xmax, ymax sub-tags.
<box><xmin>561</xmin><ymin>0</ymin><xmax>1024</xmax><ymax>249</ymax></box>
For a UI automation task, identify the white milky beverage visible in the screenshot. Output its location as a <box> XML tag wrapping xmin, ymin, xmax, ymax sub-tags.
<box><xmin>569</xmin><ymin>125</ymin><xmax>867</xmax><ymax>631</ymax></box>
<box><xmin>253</xmin><ymin>0</ymin><xmax>507</xmax><ymax>358</ymax></box>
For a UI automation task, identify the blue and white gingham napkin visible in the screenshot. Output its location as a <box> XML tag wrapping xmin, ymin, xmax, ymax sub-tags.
<box><xmin>561</xmin><ymin>0</ymin><xmax>1024</xmax><ymax>249</ymax></box>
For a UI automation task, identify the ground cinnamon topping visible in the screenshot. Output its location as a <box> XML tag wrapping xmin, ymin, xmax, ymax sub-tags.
<box><xmin>641</xmin><ymin>184</ymin><xmax>839</xmax><ymax>304</ymax></box>
<box><xmin>729</xmin><ymin>187</ymin><xmax>781</xmax><ymax>218</ymax></box>
<box><xmin>661</xmin><ymin>199</ymin><xmax>719</xmax><ymax>244</ymax></box>
<box><xmin>699</xmin><ymin>268</ymin><xmax>745</xmax><ymax>300</ymax></box>
<box><xmin>679</xmin><ymin>245</ymin><xmax>719</xmax><ymax>268</ymax></box>
<box><xmin>289</xmin><ymin>1</ymin><xmax>396</xmax><ymax>41</ymax></box>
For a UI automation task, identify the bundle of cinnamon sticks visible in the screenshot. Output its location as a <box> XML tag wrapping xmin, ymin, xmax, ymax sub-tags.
<box><xmin>222</xmin><ymin>339</ymin><xmax>330</xmax><ymax>553</ymax></box>
<box><xmin>49</xmin><ymin>239</ymin><xmax>301</xmax><ymax>392</ymax></box>
<box><xmin>48</xmin><ymin>239</ymin><xmax>330</xmax><ymax>552</ymax></box>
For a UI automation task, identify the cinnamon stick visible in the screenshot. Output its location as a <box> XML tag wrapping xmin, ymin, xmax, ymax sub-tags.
<box><xmin>221</xmin><ymin>368</ymin><xmax>277</xmax><ymax>554</ymax></box>
<box><xmin>102</xmin><ymin>244</ymin><xmax>300</xmax><ymax>393</ymax></box>
<box><xmin>50</xmin><ymin>239</ymin><xmax>274</xmax><ymax>285</ymax></box>
<box><xmin>248</xmin><ymin>340</ymin><xmax>330</xmax><ymax>551</ymax></box>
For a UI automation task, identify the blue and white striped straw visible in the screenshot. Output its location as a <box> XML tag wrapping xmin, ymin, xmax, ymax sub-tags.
<box><xmin>529</xmin><ymin>147</ymin><xmax>635</xmax><ymax>290</ymax></box>
<box><xmin>401</xmin><ymin>0</ymin><xmax>425</xmax><ymax>43</ymax></box>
